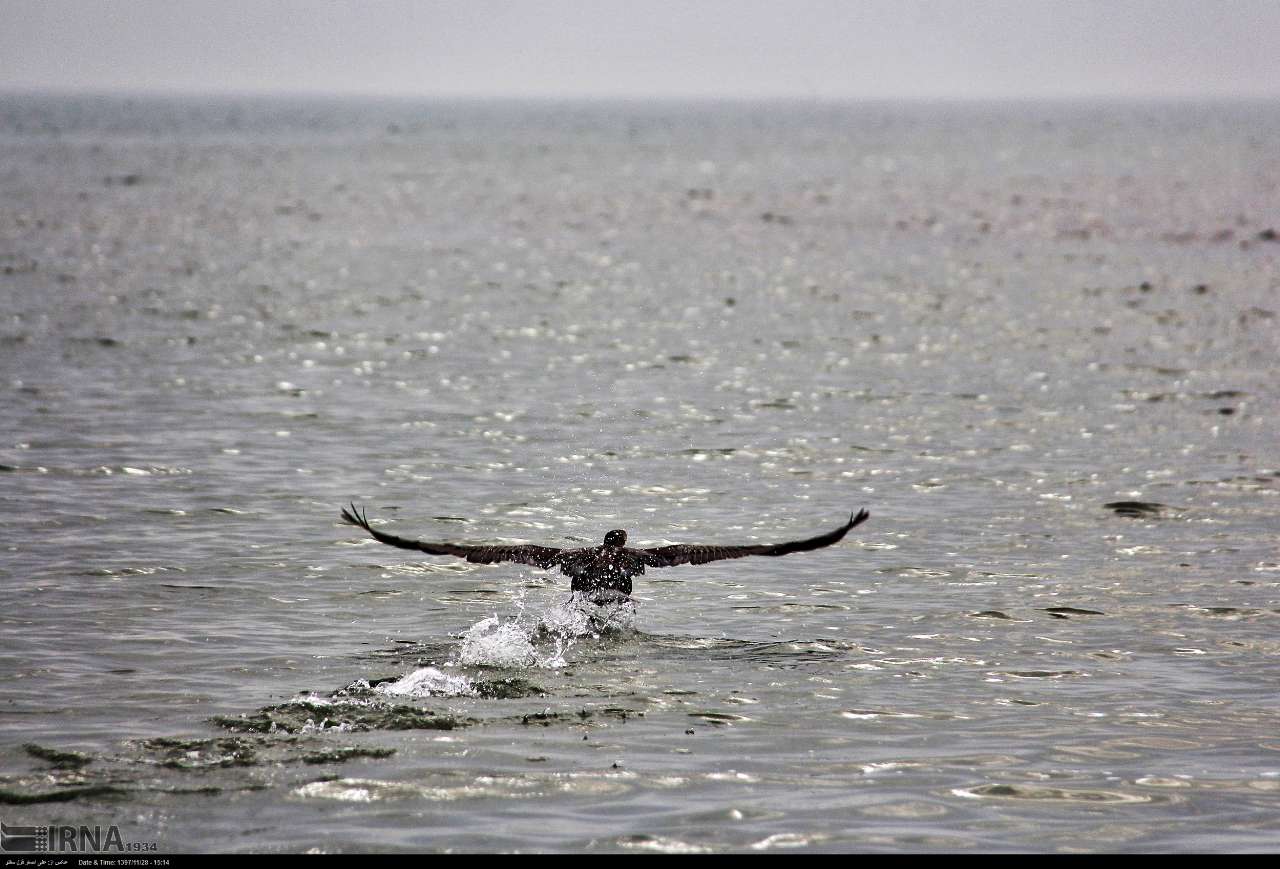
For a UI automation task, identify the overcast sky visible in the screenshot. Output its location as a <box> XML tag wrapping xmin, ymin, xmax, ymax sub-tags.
<box><xmin>2</xmin><ymin>0</ymin><xmax>1278</xmax><ymax>100</ymax></box>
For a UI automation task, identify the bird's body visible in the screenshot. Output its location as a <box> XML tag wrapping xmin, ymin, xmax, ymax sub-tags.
<box><xmin>340</xmin><ymin>505</ymin><xmax>869</xmax><ymax>596</ymax></box>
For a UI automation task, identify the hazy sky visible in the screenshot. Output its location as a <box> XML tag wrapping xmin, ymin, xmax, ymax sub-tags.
<box><xmin>2</xmin><ymin>0</ymin><xmax>1278</xmax><ymax>100</ymax></box>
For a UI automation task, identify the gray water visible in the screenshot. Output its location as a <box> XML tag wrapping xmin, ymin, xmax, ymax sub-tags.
<box><xmin>1</xmin><ymin>94</ymin><xmax>1278</xmax><ymax>853</ymax></box>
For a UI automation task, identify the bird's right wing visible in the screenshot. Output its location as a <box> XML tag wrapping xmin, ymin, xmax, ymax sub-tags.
<box><xmin>340</xmin><ymin>504</ymin><xmax>564</xmax><ymax>570</ymax></box>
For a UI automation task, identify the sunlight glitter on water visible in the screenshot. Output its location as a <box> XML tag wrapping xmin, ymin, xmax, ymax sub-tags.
<box><xmin>3</xmin><ymin>95</ymin><xmax>1279</xmax><ymax>853</ymax></box>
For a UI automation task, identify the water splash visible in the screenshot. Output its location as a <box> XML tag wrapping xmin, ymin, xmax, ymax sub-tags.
<box><xmin>538</xmin><ymin>591</ymin><xmax>637</xmax><ymax>638</ymax></box>
<box><xmin>458</xmin><ymin>616</ymin><xmax>543</xmax><ymax>668</ymax></box>
<box><xmin>375</xmin><ymin>592</ymin><xmax>638</xmax><ymax>695</ymax></box>
<box><xmin>374</xmin><ymin>666</ymin><xmax>478</xmax><ymax>698</ymax></box>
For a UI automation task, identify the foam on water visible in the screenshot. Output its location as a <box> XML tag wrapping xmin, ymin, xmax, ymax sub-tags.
<box><xmin>373</xmin><ymin>595</ymin><xmax>638</xmax><ymax>694</ymax></box>
<box><xmin>453</xmin><ymin>593</ymin><xmax>637</xmax><ymax>670</ymax></box>
<box><xmin>538</xmin><ymin>591</ymin><xmax>638</xmax><ymax>637</ymax></box>
<box><xmin>458</xmin><ymin>615</ymin><xmax>545</xmax><ymax>667</ymax></box>
<box><xmin>373</xmin><ymin>666</ymin><xmax>478</xmax><ymax>698</ymax></box>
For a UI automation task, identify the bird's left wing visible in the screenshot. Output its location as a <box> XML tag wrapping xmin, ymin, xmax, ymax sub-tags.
<box><xmin>639</xmin><ymin>509</ymin><xmax>869</xmax><ymax>568</ymax></box>
<box><xmin>340</xmin><ymin>504</ymin><xmax>564</xmax><ymax>570</ymax></box>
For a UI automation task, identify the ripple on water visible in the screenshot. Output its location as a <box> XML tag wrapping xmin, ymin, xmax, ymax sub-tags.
<box><xmin>730</xmin><ymin>602</ymin><xmax>851</xmax><ymax>613</ymax></box>
<box><xmin>617</xmin><ymin>835</ymin><xmax>714</xmax><ymax>854</ymax></box>
<box><xmin>952</xmin><ymin>783</ymin><xmax>1166</xmax><ymax>804</ymax></box>
<box><xmin>293</xmin><ymin>778</ymin><xmax>420</xmax><ymax>803</ymax></box>
<box><xmin>991</xmin><ymin>670</ymin><xmax>1083</xmax><ymax>680</ymax></box>
<box><xmin>687</xmin><ymin>711</ymin><xmax>752</xmax><ymax>725</ymax></box>
<box><xmin>4</xmin><ymin>96</ymin><xmax>1280</xmax><ymax>856</ymax></box>
<box><xmin>970</xmin><ymin>610</ymin><xmax>1028</xmax><ymax>620</ymax></box>
<box><xmin>860</xmin><ymin>801</ymin><xmax>951</xmax><ymax>819</ymax></box>
<box><xmin>841</xmin><ymin>709</ymin><xmax>925</xmax><ymax>721</ymax></box>
<box><xmin>294</xmin><ymin>770</ymin><xmax>635</xmax><ymax>803</ymax></box>
<box><xmin>750</xmin><ymin>832</ymin><xmax>829</xmax><ymax>850</ymax></box>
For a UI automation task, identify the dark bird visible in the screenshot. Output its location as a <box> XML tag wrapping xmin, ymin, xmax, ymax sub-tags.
<box><xmin>340</xmin><ymin>504</ymin><xmax>870</xmax><ymax>597</ymax></box>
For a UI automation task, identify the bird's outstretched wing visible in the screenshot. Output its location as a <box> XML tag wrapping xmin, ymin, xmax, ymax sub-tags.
<box><xmin>340</xmin><ymin>504</ymin><xmax>564</xmax><ymax>570</ymax></box>
<box><xmin>639</xmin><ymin>509</ymin><xmax>869</xmax><ymax>568</ymax></box>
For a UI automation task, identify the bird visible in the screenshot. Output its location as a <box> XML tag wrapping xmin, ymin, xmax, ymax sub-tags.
<box><xmin>340</xmin><ymin>504</ymin><xmax>870</xmax><ymax>598</ymax></box>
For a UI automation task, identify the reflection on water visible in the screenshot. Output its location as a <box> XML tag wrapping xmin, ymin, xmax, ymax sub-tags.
<box><xmin>1</xmin><ymin>95</ymin><xmax>1279</xmax><ymax>852</ymax></box>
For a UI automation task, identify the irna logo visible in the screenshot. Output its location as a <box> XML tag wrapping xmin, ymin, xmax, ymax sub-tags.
<box><xmin>1</xmin><ymin>820</ymin><xmax>126</xmax><ymax>852</ymax></box>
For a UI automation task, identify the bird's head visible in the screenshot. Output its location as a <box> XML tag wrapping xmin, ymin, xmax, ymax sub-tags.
<box><xmin>603</xmin><ymin>529</ymin><xmax>627</xmax><ymax>547</ymax></box>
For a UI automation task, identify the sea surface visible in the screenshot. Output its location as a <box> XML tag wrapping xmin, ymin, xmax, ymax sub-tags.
<box><xmin>1</xmin><ymin>94</ymin><xmax>1278</xmax><ymax>853</ymax></box>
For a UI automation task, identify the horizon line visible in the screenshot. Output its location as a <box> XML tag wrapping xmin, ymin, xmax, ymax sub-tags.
<box><xmin>4</xmin><ymin>84</ymin><xmax>1279</xmax><ymax>106</ymax></box>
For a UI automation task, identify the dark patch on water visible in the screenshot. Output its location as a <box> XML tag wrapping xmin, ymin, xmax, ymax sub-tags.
<box><xmin>23</xmin><ymin>743</ymin><xmax>92</xmax><ymax>769</ymax></box>
<box><xmin>144</xmin><ymin>736</ymin><xmax>264</xmax><ymax>769</ymax></box>
<box><xmin>519</xmin><ymin>710</ymin><xmax>584</xmax><ymax>727</ymax></box>
<box><xmin>474</xmin><ymin>677</ymin><xmax>546</xmax><ymax>699</ymax></box>
<box><xmin>1043</xmin><ymin>606</ymin><xmax>1105</xmax><ymax>617</ymax></box>
<box><xmin>518</xmin><ymin>707</ymin><xmax>640</xmax><ymax>727</ymax></box>
<box><xmin>1170</xmin><ymin>604</ymin><xmax>1264</xmax><ymax>620</ymax></box>
<box><xmin>1104</xmin><ymin>500</ymin><xmax>1169</xmax><ymax>517</ymax></box>
<box><xmin>343</xmin><ymin>672</ymin><xmax>547</xmax><ymax>700</ymax></box>
<box><xmin>0</xmin><ymin>784</ymin><xmax>126</xmax><ymax>805</ymax></box>
<box><xmin>206</xmin><ymin>667</ymin><xmax>548</xmax><ymax>742</ymax></box>
<box><xmin>20</xmin><ymin>735</ymin><xmax>402</xmax><ymax>796</ymax></box>
<box><xmin>212</xmin><ymin>700</ymin><xmax>471</xmax><ymax>734</ymax></box>
<box><xmin>687</xmin><ymin>711</ymin><xmax>750</xmax><ymax>725</ymax></box>
<box><xmin>301</xmin><ymin>746</ymin><xmax>397</xmax><ymax>765</ymax></box>
<box><xmin>957</xmin><ymin>783</ymin><xmax>1157</xmax><ymax>804</ymax></box>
